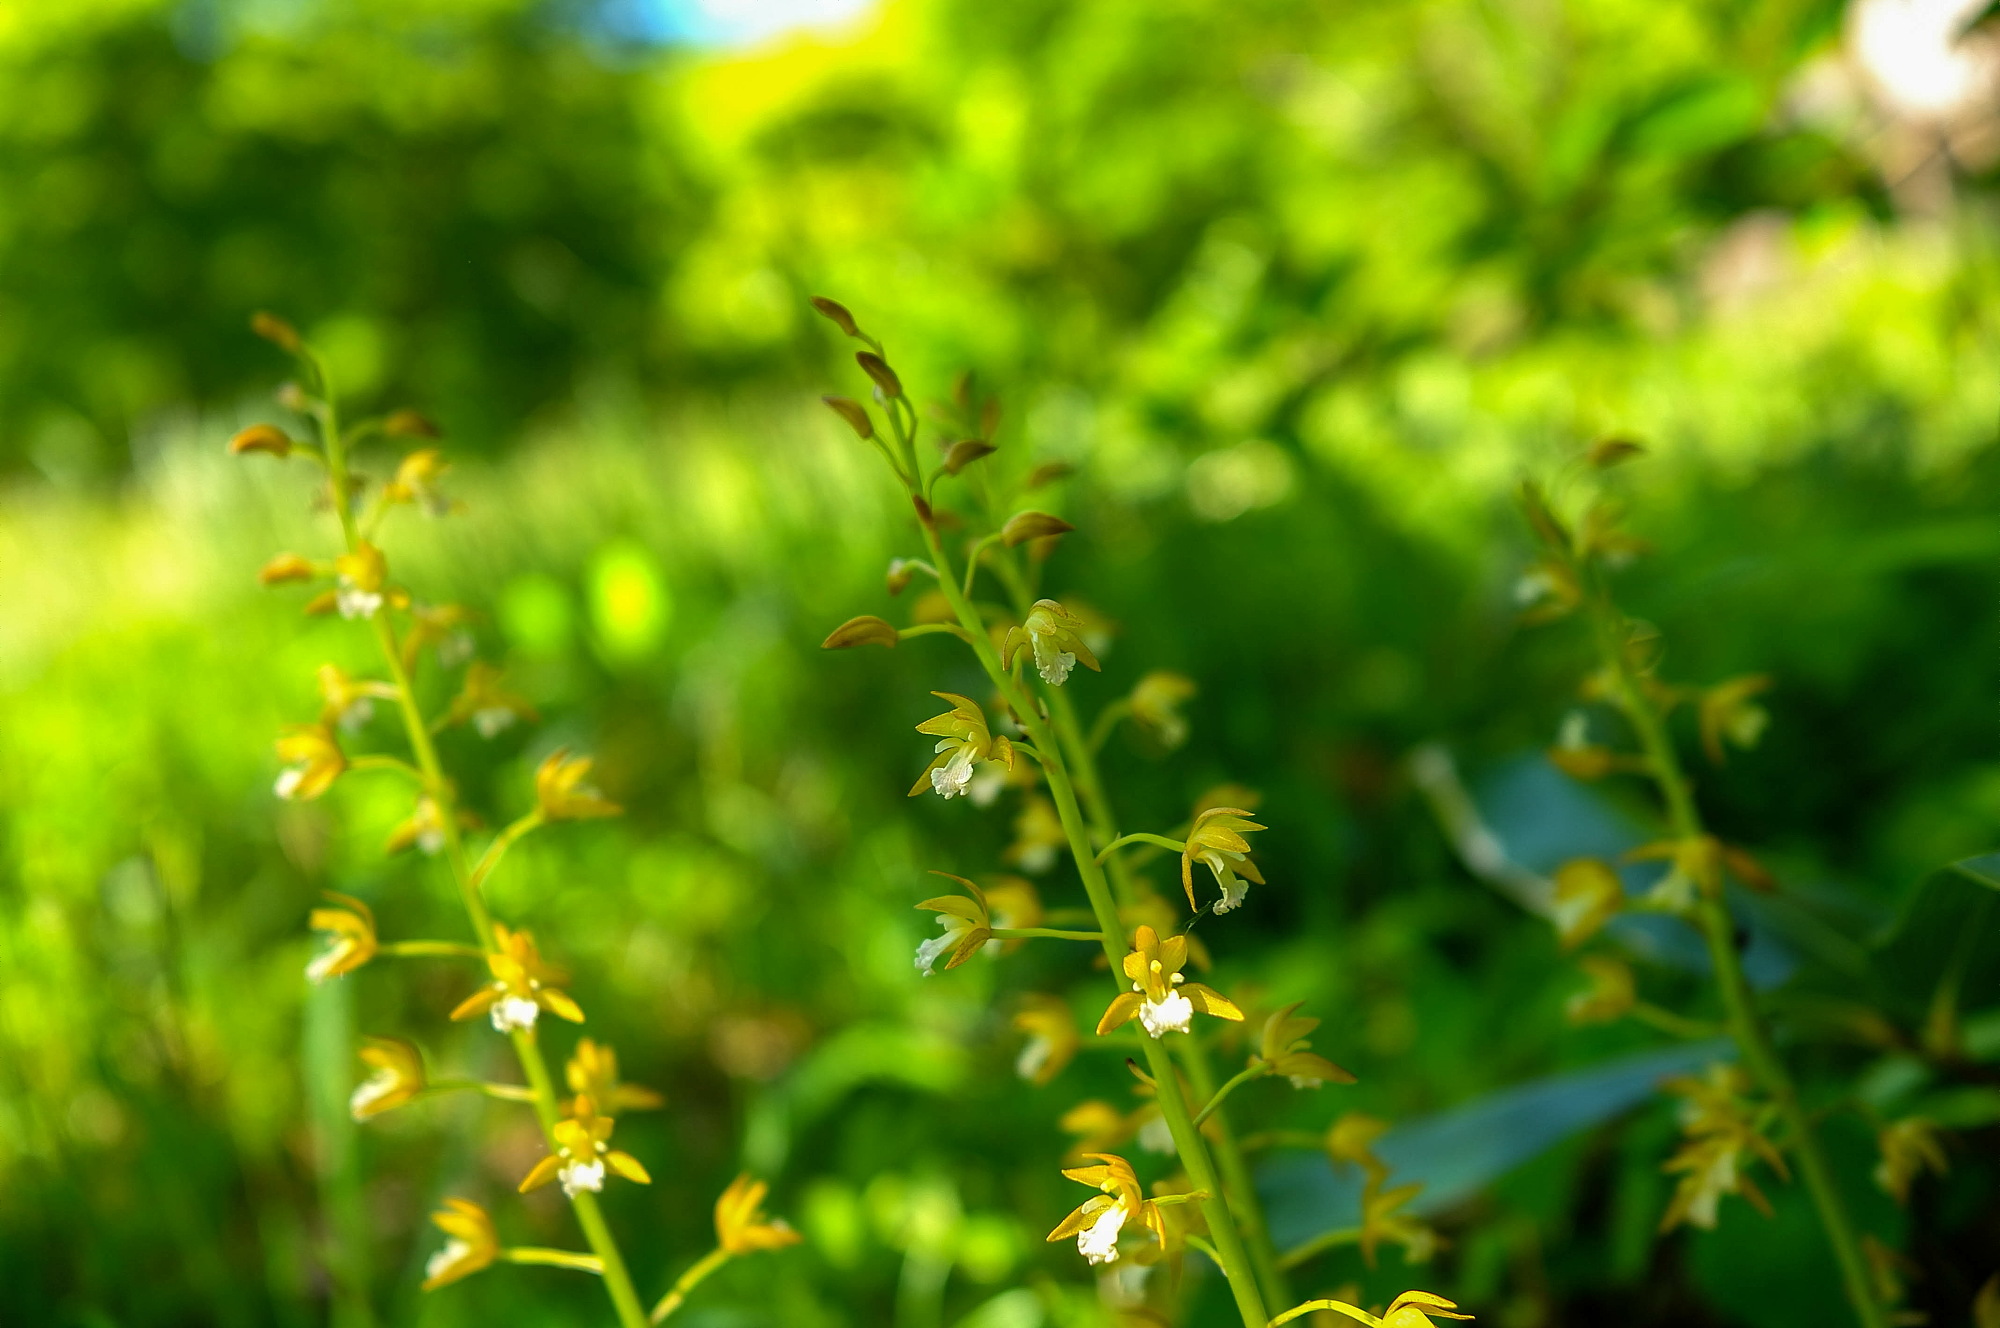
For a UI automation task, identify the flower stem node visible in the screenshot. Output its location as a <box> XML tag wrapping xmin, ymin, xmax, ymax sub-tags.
<box><xmin>822</xmin><ymin>615</ymin><xmax>900</xmax><ymax>650</ymax></box>
<box><xmin>351</xmin><ymin>1036</ymin><xmax>427</xmax><ymax>1120</ymax></box>
<box><xmin>275</xmin><ymin>723</ymin><xmax>346</xmax><ymax>800</ymax></box>
<box><xmin>1002</xmin><ymin>599</ymin><xmax>1101</xmax><ymax>686</ymax></box>
<box><xmin>1097</xmin><ymin>926</ymin><xmax>1242</xmax><ymax>1038</ymax></box>
<box><xmin>535</xmin><ymin>749</ymin><xmax>622</xmax><ymax>820</ymax></box>
<box><xmin>1180</xmin><ymin>806</ymin><xmax>1266</xmax><ymax>913</ymax></box>
<box><xmin>914</xmin><ymin>872</ymin><xmax>994</xmax><ymax>974</ymax></box>
<box><xmin>520</xmin><ymin>1096</ymin><xmax>651</xmax><ymax>1199</ymax></box>
<box><xmin>450</xmin><ymin>924</ymin><xmax>585</xmax><ymax>1031</ymax></box>
<box><xmin>307</xmin><ymin>891</ymin><xmax>379</xmax><ymax>981</ymax></box>
<box><xmin>911</xmin><ymin>692</ymin><xmax>1013</xmax><ymax>799</ymax></box>
<box><xmin>422</xmin><ymin>1198</ymin><xmax>500</xmax><ymax>1291</ymax></box>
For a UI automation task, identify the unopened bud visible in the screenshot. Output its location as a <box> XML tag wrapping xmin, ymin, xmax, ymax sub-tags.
<box><xmin>1588</xmin><ymin>437</ymin><xmax>1645</xmax><ymax>469</ymax></box>
<box><xmin>1025</xmin><ymin>461</ymin><xmax>1073</xmax><ymax>490</ymax></box>
<box><xmin>810</xmin><ymin>296</ymin><xmax>861</xmax><ymax>337</ymax></box>
<box><xmin>943</xmin><ymin>439</ymin><xmax>996</xmax><ymax>475</ymax></box>
<box><xmin>856</xmin><ymin>352</ymin><xmax>902</xmax><ymax>399</ymax></box>
<box><xmin>303</xmin><ymin>590</ymin><xmax>341</xmax><ymax>616</ymax></box>
<box><xmin>251</xmin><ymin>311</ymin><xmax>301</xmax><ymax>353</ymax></box>
<box><xmin>821</xmin><ymin>615</ymin><xmax>900</xmax><ymax>650</ymax></box>
<box><xmin>1001</xmin><ymin>510</ymin><xmax>1074</xmax><ymax>548</ymax></box>
<box><xmin>822</xmin><ymin>396</ymin><xmax>874</xmax><ymax>440</ymax></box>
<box><xmin>276</xmin><ymin>382</ymin><xmax>312</xmax><ymax>412</ymax></box>
<box><xmin>384</xmin><ymin>409</ymin><xmax>441</xmax><ymax>439</ymax></box>
<box><xmin>259</xmin><ymin>553</ymin><xmax>318</xmax><ymax>586</ymax></box>
<box><xmin>886</xmin><ymin>559</ymin><xmax>914</xmax><ymax>596</ymax></box>
<box><xmin>230</xmin><ymin>423</ymin><xmax>293</xmax><ymax>458</ymax></box>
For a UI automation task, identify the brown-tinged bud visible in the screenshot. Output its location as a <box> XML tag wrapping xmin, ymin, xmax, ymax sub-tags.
<box><xmin>1588</xmin><ymin>437</ymin><xmax>1645</xmax><ymax>468</ymax></box>
<box><xmin>822</xmin><ymin>396</ymin><xmax>874</xmax><ymax>439</ymax></box>
<box><xmin>979</xmin><ymin>397</ymin><xmax>1001</xmax><ymax>441</ymax></box>
<box><xmin>1520</xmin><ymin>480</ymin><xmax>1568</xmax><ymax>552</ymax></box>
<box><xmin>230</xmin><ymin>423</ymin><xmax>293</xmax><ymax>458</ymax></box>
<box><xmin>913</xmin><ymin>494</ymin><xmax>934</xmax><ymax>524</ymax></box>
<box><xmin>384</xmin><ymin>409</ymin><xmax>441</xmax><ymax>439</ymax></box>
<box><xmin>856</xmin><ymin>352</ymin><xmax>903</xmax><ymax>398</ymax></box>
<box><xmin>810</xmin><ymin>296</ymin><xmax>861</xmax><ymax>337</ymax></box>
<box><xmin>304</xmin><ymin>590</ymin><xmax>340</xmax><ymax>616</ymax></box>
<box><xmin>1025</xmin><ymin>461</ymin><xmax>1073</xmax><ymax>490</ymax></box>
<box><xmin>822</xmin><ymin>615</ymin><xmax>900</xmax><ymax>650</ymax></box>
<box><xmin>886</xmin><ymin>559</ymin><xmax>915</xmax><ymax>596</ymax></box>
<box><xmin>943</xmin><ymin>439</ymin><xmax>996</xmax><ymax>475</ymax></box>
<box><xmin>259</xmin><ymin>553</ymin><xmax>318</xmax><ymax>586</ymax></box>
<box><xmin>276</xmin><ymin>382</ymin><xmax>312</xmax><ymax>412</ymax></box>
<box><xmin>1001</xmin><ymin>510</ymin><xmax>1074</xmax><ymax>548</ymax></box>
<box><xmin>952</xmin><ymin>370</ymin><xmax>973</xmax><ymax>412</ymax></box>
<box><xmin>251</xmin><ymin>311</ymin><xmax>301</xmax><ymax>353</ymax></box>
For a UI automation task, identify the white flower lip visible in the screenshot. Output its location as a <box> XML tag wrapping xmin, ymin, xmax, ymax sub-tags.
<box><xmin>1139</xmin><ymin>989</ymin><xmax>1194</xmax><ymax>1038</ymax></box>
<box><xmin>1075</xmin><ymin>1202</ymin><xmax>1127</xmax><ymax>1264</ymax></box>
<box><xmin>425</xmin><ymin>1239</ymin><xmax>470</xmax><ymax>1280</ymax></box>
<box><xmin>559</xmin><ymin>1158</ymin><xmax>606</xmax><ymax>1198</ymax></box>
<box><xmin>490</xmin><ymin>994</ymin><xmax>542</xmax><ymax>1031</ymax></box>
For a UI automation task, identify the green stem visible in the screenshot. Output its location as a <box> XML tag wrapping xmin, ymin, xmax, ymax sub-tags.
<box><xmin>1589</xmin><ymin>598</ymin><xmax>1885</xmax><ymax>1328</ymax></box>
<box><xmin>316</xmin><ymin>365</ymin><xmax>648</xmax><ymax>1328</ymax></box>
<box><xmin>348</xmin><ymin>754</ymin><xmax>424</xmax><ymax>781</ymax></box>
<box><xmin>1180</xmin><ymin>1041</ymin><xmax>1291</xmax><ymax>1308</ymax></box>
<box><xmin>378</xmin><ymin>940</ymin><xmax>485</xmax><ymax>959</ymax></box>
<box><xmin>989</xmin><ymin>927</ymin><xmax>1104</xmax><ymax>941</ymax></box>
<box><xmin>1095</xmin><ymin>832</ymin><xmax>1186</xmax><ymax>865</ymax></box>
<box><xmin>504</xmin><ymin>1247</ymin><xmax>606</xmax><ymax>1274</ymax></box>
<box><xmin>1630</xmin><ymin>1002</ymin><xmax>1722</xmax><ymax>1041</ymax></box>
<box><xmin>1274</xmin><ymin>1225</ymin><xmax>1360</xmax><ymax>1271</ymax></box>
<box><xmin>650</xmin><ymin>1247</ymin><xmax>730</xmax><ymax>1323</ymax></box>
<box><xmin>916</xmin><ymin>517</ymin><xmax>1267</xmax><ymax>1328</ymax></box>
<box><xmin>1192</xmin><ymin>1062</ymin><xmax>1267</xmax><ymax>1128</ymax></box>
<box><xmin>1270</xmin><ymin>1299</ymin><xmax>1378</xmax><ymax>1328</ymax></box>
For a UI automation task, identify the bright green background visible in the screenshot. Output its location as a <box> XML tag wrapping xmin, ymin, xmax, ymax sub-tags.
<box><xmin>4</xmin><ymin>1</ymin><xmax>1999</xmax><ymax>1325</ymax></box>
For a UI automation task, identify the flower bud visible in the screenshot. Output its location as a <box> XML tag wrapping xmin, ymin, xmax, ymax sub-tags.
<box><xmin>810</xmin><ymin>295</ymin><xmax>861</xmax><ymax>337</ymax></box>
<box><xmin>943</xmin><ymin>439</ymin><xmax>996</xmax><ymax>475</ymax></box>
<box><xmin>259</xmin><ymin>553</ymin><xmax>318</xmax><ymax>586</ymax></box>
<box><xmin>1588</xmin><ymin>436</ymin><xmax>1645</xmax><ymax>468</ymax></box>
<box><xmin>886</xmin><ymin>559</ymin><xmax>914</xmax><ymax>596</ymax></box>
<box><xmin>276</xmin><ymin>381</ymin><xmax>312</xmax><ymax>412</ymax></box>
<box><xmin>385</xmin><ymin>409</ymin><xmax>442</xmax><ymax>439</ymax></box>
<box><xmin>856</xmin><ymin>351</ymin><xmax>902</xmax><ymax>398</ymax></box>
<box><xmin>1002</xmin><ymin>510</ymin><xmax>1074</xmax><ymax>548</ymax></box>
<box><xmin>251</xmin><ymin>311</ymin><xmax>301</xmax><ymax>353</ymax></box>
<box><xmin>822</xmin><ymin>395</ymin><xmax>874</xmax><ymax>440</ymax></box>
<box><xmin>1026</xmin><ymin>461</ymin><xmax>1074</xmax><ymax>490</ymax></box>
<box><xmin>230</xmin><ymin>423</ymin><xmax>293</xmax><ymax>458</ymax></box>
<box><xmin>821</xmin><ymin>615</ymin><xmax>899</xmax><ymax>650</ymax></box>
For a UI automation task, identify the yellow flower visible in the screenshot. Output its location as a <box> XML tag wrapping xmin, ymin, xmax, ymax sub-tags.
<box><xmin>1657</xmin><ymin>1064</ymin><xmax>1789</xmax><ymax>1232</ymax></box>
<box><xmin>910</xmin><ymin>691</ymin><xmax>1013</xmax><ymax>799</ymax></box>
<box><xmin>445</xmin><ymin>661</ymin><xmax>538</xmax><ymax>738</ymax></box>
<box><xmin>520</xmin><ymin>1095</ymin><xmax>651</xmax><ymax>1199</ymax></box>
<box><xmin>317</xmin><ymin>663</ymin><xmax>383</xmax><ymax>733</ymax></box>
<box><xmin>275</xmin><ymin>723</ymin><xmax>345</xmax><ymax>801</ymax></box>
<box><xmin>1253</xmin><ymin>1002</ymin><xmax>1355</xmax><ymax>1089</ymax></box>
<box><xmin>333</xmin><ymin>541</ymin><xmax>388</xmax><ymax>619</ymax></box>
<box><xmin>402</xmin><ymin>601</ymin><xmax>478</xmax><ymax>669</ymax></box>
<box><xmin>1002</xmin><ymin>599</ymin><xmax>1102</xmax><ymax>686</ymax></box>
<box><xmin>1014</xmin><ymin>993</ymin><xmax>1080</xmax><ymax>1086</ymax></box>
<box><xmin>715</xmin><ymin>1173</ymin><xmax>803</xmax><ymax>1255</ymax></box>
<box><xmin>449</xmin><ymin>923</ymin><xmax>585</xmax><ymax>1032</ymax></box>
<box><xmin>1097</xmin><ymin>925</ymin><xmax>1243</xmax><ymax>1039</ymax></box>
<box><xmin>306</xmin><ymin>891</ymin><xmax>378</xmax><ymax>982</ymax></box>
<box><xmin>1699</xmin><ymin>675</ymin><xmax>1771</xmax><ymax>765</ymax></box>
<box><xmin>565</xmin><ymin>1038</ymin><xmax>665</xmax><ymax>1115</ymax></box>
<box><xmin>1626</xmin><ymin>835</ymin><xmax>1721</xmax><ymax>911</ymax></box>
<box><xmin>1377</xmin><ymin>1292</ymin><xmax>1473</xmax><ymax>1327</ymax></box>
<box><xmin>1128</xmin><ymin>670</ymin><xmax>1196</xmax><ymax>749</ymax></box>
<box><xmin>1875</xmin><ymin>1118</ymin><xmax>1948</xmax><ymax>1205</ymax></box>
<box><xmin>1003</xmin><ymin>795</ymin><xmax>1066</xmax><ymax>873</ymax></box>
<box><xmin>350</xmin><ymin>1036</ymin><xmax>426</xmax><ymax>1120</ymax></box>
<box><xmin>1565</xmin><ymin>955</ymin><xmax>1636</xmax><ymax>1025</ymax></box>
<box><xmin>421</xmin><ymin>1198</ymin><xmax>499</xmax><ymax>1291</ymax></box>
<box><xmin>1359</xmin><ymin>1182</ymin><xmax>1437</xmax><ymax>1267</ymax></box>
<box><xmin>384</xmin><ymin>795</ymin><xmax>462</xmax><ymax>856</ymax></box>
<box><xmin>535</xmin><ymin>749</ymin><xmax>622</xmax><ymax>820</ymax></box>
<box><xmin>383</xmin><ymin>448</ymin><xmax>455</xmax><ymax>516</ymax></box>
<box><xmin>914</xmin><ymin>873</ymin><xmax>992</xmax><ymax>975</ymax></box>
<box><xmin>1550</xmin><ymin>858</ymin><xmax>1623</xmax><ymax>949</ymax></box>
<box><xmin>1180</xmin><ymin>806</ymin><xmax>1266</xmax><ymax>914</ymax></box>
<box><xmin>1046</xmin><ymin>1153</ymin><xmax>1149</xmax><ymax>1265</ymax></box>
<box><xmin>1059</xmin><ymin>1100</ymin><xmax>1135</xmax><ymax>1162</ymax></box>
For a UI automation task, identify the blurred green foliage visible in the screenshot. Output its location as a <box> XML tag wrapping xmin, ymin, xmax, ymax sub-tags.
<box><xmin>5</xmin><ymin>0</ymin><xmax>2000</xmax><ymax>1325</ymax></box>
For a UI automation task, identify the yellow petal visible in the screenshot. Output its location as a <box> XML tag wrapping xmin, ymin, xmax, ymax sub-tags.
<box><xmin>607</xmin><ymin>1150</ymin><xmax>651</xmax><ymax>1184</ymax></box>
<box><xmin>518</xmin><ymin>1154</ymin><xmax>563</xmax><ymax>1193</ymax></box>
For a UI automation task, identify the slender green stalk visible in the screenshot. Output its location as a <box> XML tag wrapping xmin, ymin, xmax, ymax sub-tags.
<box><xmin>649</xmin><ymin>1247</ymin><xmax>729</xmax><ymax>1323</ymax></box>
<box><xmin>505</xmin><ymin>1247</ymin><xmax>607</xmax><ymax>1273</ymax></box>
<box><xmin>315</xmin><ymin>368</ymin><xmax>649</xmax><ymax>1328</ymax></box>
<box><xmin>1587</xmin><ymin>600</ymin><xmax>1886</xmax><ymax>1328</ymax></box>
<box><xmin>1192</xmin><ymin>1063</ymin><xmax>1266</xmax><ymax>1127</ymax></box>
<box><xmin>378</xmin><ymin>940</ymin><xmax>485</xmax><ymax>959</ymax></box>
<box><xmin>1095</xmin><ymin>832</ymin><xmax>1186</xmax><ymax>864</ymax></box>
<box><xmin>914</xmin><ymin>518</ymin><xmax>1268</xmax><ymax>1328</ymax></box>
<box><xmin>989</xmin><ymin>927</ymin><xmax>1104</xmax><ymax>941</ymax></box>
